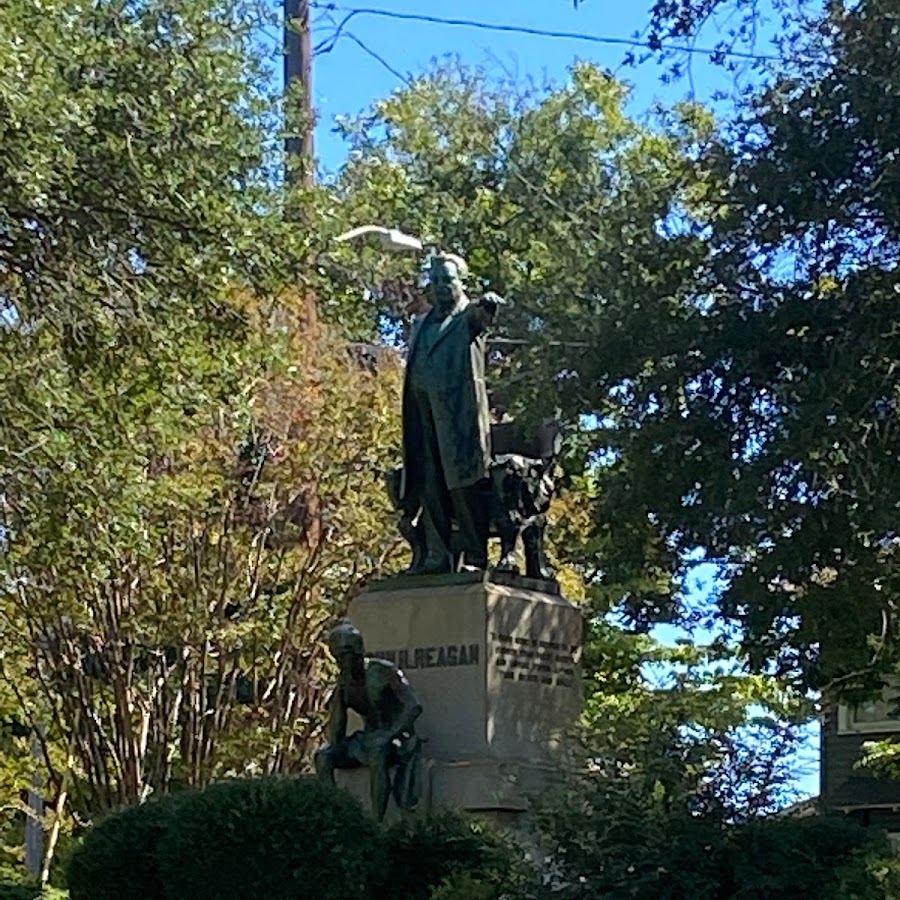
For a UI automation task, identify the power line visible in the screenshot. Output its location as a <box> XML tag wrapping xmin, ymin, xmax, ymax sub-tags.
<box><xmin>325</xmin><ymin>27</ymin><xmax>608</xmax><ymax>244</ymax></box>
<box><xmin>311</xmin><ymin>2</ymin><xmax>781</xmax><ymax>63</ymax></box>
<box><xmin>343</xmin><ymin>30</ymin><xmax>408</xmax><ymax>82</ymax></box>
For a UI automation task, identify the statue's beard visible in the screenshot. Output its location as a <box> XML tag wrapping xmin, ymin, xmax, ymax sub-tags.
<box><xmin>339</xmin><ymin>654</ymin><xmax>365</xmax><ymax>680</ymax></box>
<box><xmin>433</xmin><ymin>286</ymin><xmax>459</xmax><ymax>312</ymax></box>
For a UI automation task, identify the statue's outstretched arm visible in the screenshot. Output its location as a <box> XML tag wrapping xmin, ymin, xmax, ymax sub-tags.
<box><xmin>468</xmin><ymin>291</ymin><xmax>508</xmax><ymax>338</ymax></box>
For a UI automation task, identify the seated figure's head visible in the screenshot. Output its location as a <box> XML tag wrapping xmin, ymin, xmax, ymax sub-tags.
<box><xmin>328</xmin><ymin>621</ymin><xmax>365</xmax><ymax>670</ymax></box>
<box><xmin>430</xmin><ymin>253</ymin><xmax>467</xmax><ymax>312</ymax></box>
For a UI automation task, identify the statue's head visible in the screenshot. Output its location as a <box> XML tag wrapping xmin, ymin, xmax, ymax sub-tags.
<box><xmin>429</xmin><ymin>254</ymin><xmax>467</xmax><ymax>312</ymax></box>
<box><xmin>328</xmin><ymin>621</ymin><xmax>365</xmax><ymax>669</ymax></box>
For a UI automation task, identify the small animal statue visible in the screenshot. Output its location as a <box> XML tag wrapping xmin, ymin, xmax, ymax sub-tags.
<box><xmin>489</xmin><ymin>453</ymin><xmax>555</xmax><ymax>582</ymax></box>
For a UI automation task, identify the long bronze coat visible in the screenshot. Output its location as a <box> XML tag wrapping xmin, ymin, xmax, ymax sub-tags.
<box><xmin>401</xmin><ymin>297</ymin><xmax>493</xmax><ymax>497</ymax></box>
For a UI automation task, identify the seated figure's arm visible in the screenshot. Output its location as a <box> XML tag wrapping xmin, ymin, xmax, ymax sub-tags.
<box><xmin>326</xmin><ymin>687</ymin><xmax>348</xmax><ymax>745</ymax></box>
<box><xmin>389</xmin><ymin>669</ymin><xmax>423</xmax><ymax>736</ymax></box>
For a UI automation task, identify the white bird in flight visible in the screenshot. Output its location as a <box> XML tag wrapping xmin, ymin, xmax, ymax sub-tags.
<box><xmin>334</xmin><ymin>225</ymin><xmax>424</xmax><ymax>253</ymax></box>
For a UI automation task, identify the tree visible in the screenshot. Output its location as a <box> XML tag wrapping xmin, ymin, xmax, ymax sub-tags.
<box><xmin>567</xmin><ymin>0</ymin><xmax>900</xmax><ymax>691</ymax></box>
<box><xmin>1</xmin><ymin>309</ymin><xmax>402</xmax><ymax>816</ymax></box>
<box><xmin>328</xmin><ymin>61</ymin><xmax>715</xmax><ymax>414</ymax></box>
<box><xmin>0</xmin><ymin>0</ymin><xmax>404</xmax><ymax>849</ymax></box>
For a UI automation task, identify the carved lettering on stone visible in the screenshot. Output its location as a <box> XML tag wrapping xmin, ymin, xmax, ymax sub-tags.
<box><xmin>489</xmin><ymin>631</ymin><xmax>578</xmax><ymax>688</ymax></box>
<box><xmin>369</xmin><ymin>644</ymin><xmax>481</xmax><ymax>670</ymax></box>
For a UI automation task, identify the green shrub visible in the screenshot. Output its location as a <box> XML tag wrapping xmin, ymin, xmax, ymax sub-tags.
<box><xmin>726</xmin><ymin>816</ymin><xmax>894</xmax><ymax>900</ymax></box>
<box><xmin>377</xmin><ymin>809</ymin><xmax>521</xmax><ymax>900</ymax></box>
<box><xmin>67</xmin><ymin>792</ymin><xmax>186</xmax><ymax>900</ymax></box>
<box><xmin>157</xmin><ymin>776</ymin><xmax>380</xmax><ymax>900</ymax></box>
<box><xmin>0</xmin><ymin>866</ymin><xmax>68</xmax><ymax>900</ymax></box>
<box><xmin>534</xmin><ymin>773</ymin><xmax>899</xmax><ymax>900</ymax></box>
<box><xmin>0</xmin><ymin>877</ymin><xmax>41</xmax><ymax>900</ymax></box>
<box><xmin>429</xmin><ymin>872</ymin><xmax>501</xmax><ymax>900</ymax></box>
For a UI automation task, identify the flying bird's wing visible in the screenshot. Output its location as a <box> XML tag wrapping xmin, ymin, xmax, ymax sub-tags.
<box><xmin>334</xmin><ymin>225</ymin><xmax>389</xmax><ymax>243</ymax></box>
<box><xmin>334</xmin><ymin>225</ymin><xmax>423</xmax><ymax>253</ymax></box>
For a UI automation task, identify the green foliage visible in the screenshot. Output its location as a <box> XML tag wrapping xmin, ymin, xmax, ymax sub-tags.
<box><xmin>428</xmin><ymin>872</ymin><xmax>501</xmax><ymax>900</ymax></box>
<box><xmin>65</xmin><ymin>783</ymin><xmax>524</xmax><ymax>900</ymax></box>
<box><xmin>858</xmin><ymin>737</ymin><xmax>900</xmax><ymax>782</ymax></box>
<box><xmin>0</xmin><ymin>0</ymin><xmax>297</xmax><ymax>824</ymax></box>
<box><xmin>67</xmin><ymin>793</ymin><xmax>185</xmax><ymax>900</ymax></box>
<box><xmin>0</xmin><ymin>0</ymin><xmax>401</xmax><ymax>828</ymax></box>
<box><xmin>533</xmin><ymin>771</ymin><xmax>898</xmax><ymax>899</ymax></box>
<box><xmin>726</xmin><ymin>818</ymin><xmax>895</xmax><ymax>900</ymax></box>
<box><xmin>157</xmin><ymin>777</ymin><xmax>380</xmax><ymax>900</ymax></box>
<box><xmin>0</xmin><ymin>316</ymin><xmax>403</xmax><ymax>818</ymax></box>
<box><xmin>0</xmin><ymin>879</ymin><xmax>40</xmax><ymax>900</ymax></box>
<box><xmin>581</xmin><ymin>617</ymin><xmax>810</xmax><ymax>821</ymax></box>
<box><xmin>636</xmin><ymin>0</ymin><xmax>815</xmax><ymax>77</ymax></box>
<box><xmin>571</xmin><ymin>0</ymin><xmax>900</xmax><ymax>689</ymax></box>
<box><xmin>534</xmin><ymin>769</ymin><xmax>724</xmax><ymax>899</ymax></box>
<box><xmin>331</xmin><ymin>60</ymin><xmax>714</xmax><ymax>434</ymax></box>
<box><xmin>377</xmin><ymin>810</ymin><xmax>522</xmax><ymax>900</ymax></box>
<box><xmin>548</xmin><ymin>0</ymin><xmax>900</xmax><ymax>694</ymax></box>
<box><xmin>0</xmin><ymin>867</ymin><xmax>66</xmax><ymax>900</ymax></box>
<box><xmin>0</xmin><ymin>3</ymin><xmax>403</xmax><ymax>874</ymax></box>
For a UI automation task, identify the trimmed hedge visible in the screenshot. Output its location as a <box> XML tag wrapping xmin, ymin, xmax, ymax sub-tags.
<box><xmin>65</xmin><ymin>778</ymin><xmax>523</xmax><ymax>900</ymax></box>
<box><xmin>157</xmin><ymin>776</ymin><xmax>380</xmax><ymax>900</ymax></box>
<box><xmin>68</xmin><ymin>792</ymin><xmax>186</xmax><ymax>900</ymax></box>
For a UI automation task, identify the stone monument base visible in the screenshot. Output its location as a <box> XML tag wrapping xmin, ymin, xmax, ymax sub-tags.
<box><xmin>341</xmin><ymin>573</ymin><xmax>582</xmax><ymax>819</ymax></box>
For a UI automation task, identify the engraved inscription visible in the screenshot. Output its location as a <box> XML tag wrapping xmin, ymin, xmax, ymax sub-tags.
<box><xmin>369</xmin><ymin>644</ymin><xmax>480</xmax><ymax>671</ymax></box>
<box><xmin>491</xmin><ymin>632</ymin><xmax>578</xmax><ymax>688</ymax></box>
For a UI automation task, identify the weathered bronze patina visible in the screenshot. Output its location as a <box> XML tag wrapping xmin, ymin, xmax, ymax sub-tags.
<box><xmin>315</xmin><ymin>621</ymin><xmax>423</xmax><ymax>821</ymax></box>
<box><xmin>400</xmin><ymin>254</ymin><xmax>505</xmax><ymax>574</ymax></box>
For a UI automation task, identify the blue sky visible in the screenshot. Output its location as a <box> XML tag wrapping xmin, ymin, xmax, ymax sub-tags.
<box><xmin>302</xmin><ymin>0</ymin><xmax>819</xmax><ymax>800</ymax></box>
<box><xmin>309</xmin><ymin>0</ymin><xmax>771</xmax><ymax>172</ymax></box>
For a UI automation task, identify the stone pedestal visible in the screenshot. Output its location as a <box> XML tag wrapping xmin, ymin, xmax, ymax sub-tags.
<box><xmin>339</xmin><ymin>572</ymin><xmax>582</xmax><ymax>817</ymax></box>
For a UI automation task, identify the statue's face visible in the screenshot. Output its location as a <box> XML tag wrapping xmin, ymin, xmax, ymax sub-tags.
<box><xmin>329</xmin><ymin>624</ymin><xmax>364</xmax><ymax>670</ymax></box>
<box><xmin>430</xmin><ymin>259</ymin><xmax>462</xmax><ymax>312</ymax></box>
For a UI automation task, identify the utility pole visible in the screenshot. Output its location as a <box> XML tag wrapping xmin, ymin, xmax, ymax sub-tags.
<box><xmin>284</xmin><ymin>0</ymin><xmax>318</xmax><ymax>332</ymax></box>
<box><xmin>284</xmin><ymin>0</ymin><xmax>314</xmax><ymax>188</ymax></box>
<box><xmin>283</xmin><ymin>0</ymin><xmax>321</xmax><ymax>628</ymax></box>
<box><xmin>24</xmin><ymin>732</ymin><xmax>43</xmax><ymax>879</ymax></box>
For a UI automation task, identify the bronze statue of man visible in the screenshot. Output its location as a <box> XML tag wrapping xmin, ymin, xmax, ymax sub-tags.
<box><xmin>315</xmin><ymin>622</ymin><xmax>423</xmax><ymax>821</ymax></box>
<box><xmin>400</xmin><ymin>254</ymin><xmax>505</xmax><ymax>574</ymax></box>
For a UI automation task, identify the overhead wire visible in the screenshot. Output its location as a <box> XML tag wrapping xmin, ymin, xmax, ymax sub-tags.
<box><xmin>311</xmin><ymin>2</ymin><xmax>783</xmax><ymax>63</ymax></box>
<box><xmin>308</xmin><ymin>5</ymin><xmax>779</xmax><ymax>332</ymax></box>
<box><xmin>304</xmin><ymin>1</ymin><xmax>795</xmax><ymax>238</ymax></box>
<box><xmin>341</xmin><ymin>30</ymin><xmax>408</xmax><ymax>82</ymax></box>
<box><xmin>308</xmin><ymin>2</ymin><xmax>784</xmax><ymax>243</ymax></box>
<box><xmin>317</xmin><ymin>25</ymin><xmax>609</xmax><ymax>245</ymax></box>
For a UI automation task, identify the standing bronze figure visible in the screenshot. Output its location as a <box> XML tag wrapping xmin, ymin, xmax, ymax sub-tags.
<box><xmin>400</xmin><ymin>254</ymin><xmax>505</xmax><ymax>574</ymax></box>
